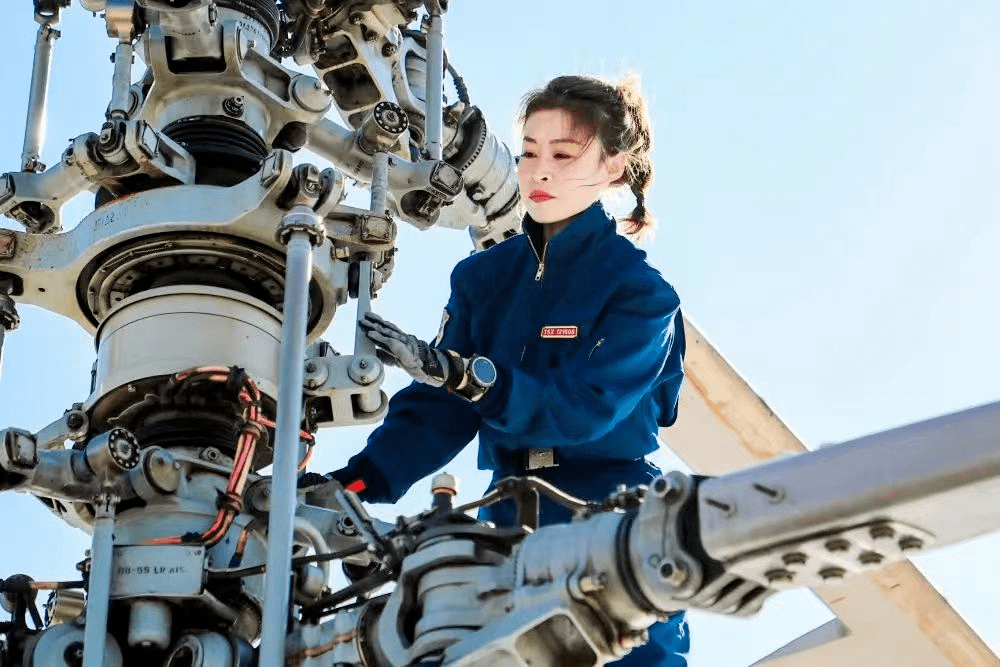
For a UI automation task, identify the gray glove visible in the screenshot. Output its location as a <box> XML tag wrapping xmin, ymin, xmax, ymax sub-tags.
<box><xmin>359</xmin><ymin>312</ymin><xmax>450</xmax><ymax>386</ymax></box>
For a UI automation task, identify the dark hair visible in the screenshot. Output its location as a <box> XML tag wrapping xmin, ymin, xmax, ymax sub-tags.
<box><xmin>519</xmin><ymin>73</ymin><xmax>655</xmax><ymax>240</ymax></box>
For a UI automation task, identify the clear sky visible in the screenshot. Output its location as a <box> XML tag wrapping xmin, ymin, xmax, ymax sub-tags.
<box><xmin>0</xmin><ymin>2</ymin><xmax>997</xmax><ymax>665</ymax></box>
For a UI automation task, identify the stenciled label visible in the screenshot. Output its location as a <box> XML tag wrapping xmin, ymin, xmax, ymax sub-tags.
<box><xmin>110</xmin><ymin>545</ymin><xmax>205</xmax><ymax>599</ymax></box>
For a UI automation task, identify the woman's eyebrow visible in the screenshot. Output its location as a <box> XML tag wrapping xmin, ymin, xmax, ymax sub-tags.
<box><xmin>521</xmin><ymin>136</ymin><xmax>582</xmax><ymax>145</ymax></box>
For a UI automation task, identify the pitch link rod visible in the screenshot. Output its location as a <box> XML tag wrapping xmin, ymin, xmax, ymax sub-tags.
<box><xmin>21</xmin><ymin>22</ymin><xmax>60</xmax><ymax>172</ymax></box>
<box><xmin>258</xmin><ymin>207</ymin><xmax>327</xmax><ymax>667</ymax></box>
<box><xmin>424</xmin><ymin>1</ymin><xmax>446</xmax><ymax>160</ymax></box>
<box><xmin>81</xmin><ymin>492</ymin><xmax>118</xmax><ymax>667</ymax></box>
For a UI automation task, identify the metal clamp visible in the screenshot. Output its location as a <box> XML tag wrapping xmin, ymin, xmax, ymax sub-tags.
<box><xmin>277</xmin><ymin>205</ymin><xmax>327</xmax><ymax>247</ymax></box>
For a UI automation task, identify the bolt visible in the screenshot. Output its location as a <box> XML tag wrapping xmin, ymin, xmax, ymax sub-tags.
<box><xmin>358</xmin><ymin>358</ymin><xmax>370</xmax><ymax>369</ymax></box>
<box><xmin>819</xmin><ymin>566</ymin><xmax>846</xmax><ymax>581</ymax></box>
<box><xmin>305</xmin><ymin>361</ymin><xmax>317</xmax><ymax>373</ymax></box>
<box><xmin>824</xmin><ymin>538</ymin><xmax>850</xmax><ymax>553</ymax></box>
<box><xmin>619</xmin><ymin>629</ymin><xmax>649</xmax><ymax>650</ymax></box>
<box><xmin>365</xmin><ymin>30</ymin><xmax>378</xmax><ymax>42</ymax></box>
<box><xmin>705</xmin><ymin>498</ymin><xmax>734</xmax><ymax>515</ymax></box>
<box><xmin>764</xmin><ymin>568</ymin><xmax>794</xmax><ymax>584</ymax></box>
<box><xmin>382</xmin><ymin>43</ymin><xmax>397</xmax><ymax>56</ymax></box>
<box><xmin>752</xmin><ymin>483</ymin><xmax>784</xmax><ymax>501</ymax></box>
<box><xmin>869</xmin><ymin>524</ymin><xmax>895</xmax><ymax>540</ymax></box>
<box><xmin>658</xmin><ymin>559</ymin><xmax>688</xmax><ymax>587</ymax></box>
<box><xmin>223</xmin><ymin>96</ymin><xmax>245</xmax><ymax>117</ymax></box>
<box><xmin>66</xmin><ymin>413</ymin><xmax>85</xmax><ymax>430</ymax></box>
<box><xmin>782</xmin><ymin>552</ymin><xmax>807</xmax><ymax>566</ymax></box>
<box><xmin>647</xmin><ymin>554</ymin><xmax>661</xmax><ymax>568</ymax></box>
<box><xmin>579</xmin><ymin>573</ymin><xmax>608</xmax><ymax>594</ymax></box>
<box><xmin>858</xmin><ymin>551</ymin><xmax>884</xmax><ymax>566</ymax></box>
<box><xmin>650</xmin><ymin>475</ymin><xmax>680</xmax><ymax>500</ymax></box>
<box><xmin>349</xmin><ymin>13</ymin><xmax>364</xmax><ymax>24</ymax></box>
<box><xmin>899</xmin><ymin>536</ymin><xmax>924</xmax><ymax>552</ymax></box>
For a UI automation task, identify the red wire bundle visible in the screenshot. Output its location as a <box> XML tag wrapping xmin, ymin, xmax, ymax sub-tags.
<box><xmin>147</xmin><ymin>366</ymin><xmax>315</xmax><ymax>547</ymax></box>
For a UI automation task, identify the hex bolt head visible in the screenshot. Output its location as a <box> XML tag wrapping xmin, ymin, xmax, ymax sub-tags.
<box><xmin>824</xmin><ymin>538</ymin><xmax>850</xmax><ymax>553</ymax></box>
<box><xmin>782</xmin><ymin>552</ymin><xmax>807</xmax><ymax>566</ymax></box>
<box><xmin>869</xmin><ymin>524</ymin><xmax>895</xmax><ymax>540</ymax></box>
<box><xmin>858</xmin><ymin>551</ymin><xmax>884</xmax><ymax>566</ymax></box>
<box><xmin>899</xmin><ymin>536</ymin><xmax>924</xmax><ymax>552</ymax></box>
<box><xmin>819</xmin><ymin>566</ymin><xmax>846</xmax><ymax>581</ymax></box>
<box><xmin>765</xmin><ymin>568</ymin><xmax>795</xmax><ymax>584</ymax></box>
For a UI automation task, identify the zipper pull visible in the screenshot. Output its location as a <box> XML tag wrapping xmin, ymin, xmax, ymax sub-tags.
<box><xmin>534</xmin><ymin>262</ymin><xmax>545</xmax><ymax>281</ymax></box>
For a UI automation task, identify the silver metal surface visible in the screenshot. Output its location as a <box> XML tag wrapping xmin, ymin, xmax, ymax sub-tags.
<box><xmin>698</xmin><ymin>400</ymin><xmax>1000</xmax><ymax>589</ymax></box>
<box><xmin>424</xmin><ymin>14</ymin><xmax>445</xmax><ymax>160</ymax></box>
<box><xmin>370</xmin><ymin>151</ymin><xmax>390</xmax><ymax>215</ymax></box>
<box><xmin>259</xmin><ymin>208</ymin><xmax>322</xmax><ymax>667</ymax></box>
<box><xmin>44</xmin><ymin>589</ymin><xmax>86</xmax><ymax>626</ymax></box>
<box><xmin>21</xmin><ymin>24</ymin><xmax>59</xmax><ymax>172</ymax></box>
<box><xmin>82</xmin><ymin>493</ymin><xmax>118</xmax><ymax>667</ymax></box>
<box><xmin>110</xmin><ymin>545</ymin><xmax>206</xmax><ymax>599</ymax></box>
<box><xmin>127</xmin><ymin>599</ymin><xmax>172</xmax><ymax>649</ymax></box>
<box><xmin>92</xmin><ymin>286</ymin><xmax>284</xmax><ymax>404</ymax></box>
<box><xmin>108</xmin><ymin>42</ymin><xmax>134</xmax><ymax>119</ymax></box>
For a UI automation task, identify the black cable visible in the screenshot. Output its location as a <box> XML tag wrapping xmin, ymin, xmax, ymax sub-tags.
<box><xmin>299</xmin><ymin>567</ymin><xmax>396</xmax><ymax>620</ymax></box>
<box><xmin>207</xmin><ymin>543</ymin><xmax>369</xmax><ymax>580</ymax></box>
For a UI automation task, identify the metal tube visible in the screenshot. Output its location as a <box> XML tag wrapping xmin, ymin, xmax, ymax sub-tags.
<box><xmin>353</xmin><ymin>258</ymin><xmax>375</xmax><ymax>358</ymax></box>
<box><xmin>21</xmin><ymin>24</ymin><xmax>60</xmax><ymax>172</ymax></box>
<box><xmin>108</xmin><ymin>42</ymin><xmax>134</xmax><ymax>120</ymax></box>
<box><xmin>82</xmin><ymin>494</ymin><xmax>117</xmax><ymax>667</ymax></box>
<box><xmin>0</xmin><ymin>328</ymin><xmax>6</xmax><ymax>382</ymax></box>
<box><xmin>258</xmin><ymin>225</ymin><xmax>316</xmax><ymax>667</ymax></box>
<box><xmin>370</xmin><ymin>151</ymin><xmax>389</xmax><ymax>215</ymax></box>
<box><xmin>424</xmin><ymin>13</ymin><xmax>445</xmax><ymax>160</ymax></box>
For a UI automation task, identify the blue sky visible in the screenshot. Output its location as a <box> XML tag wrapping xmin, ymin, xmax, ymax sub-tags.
<box><xmin>0</xmin><ymin>2</ymin><xmax>997</xmax><ymax>664</ymax></box>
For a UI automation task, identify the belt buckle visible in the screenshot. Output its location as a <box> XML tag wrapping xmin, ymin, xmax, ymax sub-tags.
<box><xmin>525</xmin><ymin>447</ymin><xmax>557</xmax><ymax>471</ymax></box>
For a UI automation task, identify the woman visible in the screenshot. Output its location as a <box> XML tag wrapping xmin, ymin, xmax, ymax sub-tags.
<box><xmin>326</xmin><ymin>74</ymin><xmax>688</xmax><ymax>666</ymax></box>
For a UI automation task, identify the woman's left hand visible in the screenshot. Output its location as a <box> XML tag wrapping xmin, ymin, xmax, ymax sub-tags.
<box><xmin>359</xmin><ymin>312</ymin><xmax>448</xmax><ymax>386</ymax></box>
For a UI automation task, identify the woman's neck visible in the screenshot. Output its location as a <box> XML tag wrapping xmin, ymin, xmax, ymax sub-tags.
<box><xmin>542</xmin><ymin>214</ymin><xmax>577</xmax><ymax>242</ymax></box>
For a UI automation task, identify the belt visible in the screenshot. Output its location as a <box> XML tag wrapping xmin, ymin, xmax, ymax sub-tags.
<box><xmin>523</xmin><ymin>447</ymin><xmax>558</xmax><ymax>471</ymax></box>
<box><xmin>496</xmin><ymin>447</ymin><xmax>560</xmax><ymax>473</ymax></box>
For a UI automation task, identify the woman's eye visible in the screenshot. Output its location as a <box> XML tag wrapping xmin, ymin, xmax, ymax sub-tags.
<box><xmin>519</xmin><ymin>152</ymin><xmax>536</xmax><ymax>159</ymax></box>
<box><xmin>554</xmin><ymin>153</ymin><xmax>574</xmax><ymax>160</ymax></box>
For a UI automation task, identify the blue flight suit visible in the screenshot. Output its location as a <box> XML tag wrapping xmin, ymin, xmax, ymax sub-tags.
<box><xmin>345</xmin><ymin>201</ymin><xmax>688</xmax><ymax>665</ymax></box>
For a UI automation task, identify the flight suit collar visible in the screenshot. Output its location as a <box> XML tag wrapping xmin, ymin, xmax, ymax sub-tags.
<box><xmin>521</xmin><ymin>202</ymin><xmax>616</xmax><ymax>266</ymax></box>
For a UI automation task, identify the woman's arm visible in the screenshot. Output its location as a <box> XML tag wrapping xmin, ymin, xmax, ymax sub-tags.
<box><xmin>335</xmin><ymin>286</ymin><xmax>482</xmax><ymax>504</ymax></box>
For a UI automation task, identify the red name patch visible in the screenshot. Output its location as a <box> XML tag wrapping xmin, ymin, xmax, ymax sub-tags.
<box><xmin>540</xmin><ymin>326</ymin><xmax>579</xmax><ymax>339</ymax></box>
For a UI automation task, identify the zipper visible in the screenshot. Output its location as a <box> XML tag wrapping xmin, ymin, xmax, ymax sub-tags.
<box><xmin>529</xmin><ymin>235</ymin><xmax>547</xmax><ymax>282</ymax></box>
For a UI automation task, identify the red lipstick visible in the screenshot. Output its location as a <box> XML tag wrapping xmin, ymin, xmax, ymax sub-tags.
<box><xmin>528</xmin><ymin>189</ymin><xmax>553</xmax><ymax>203</ymax></box>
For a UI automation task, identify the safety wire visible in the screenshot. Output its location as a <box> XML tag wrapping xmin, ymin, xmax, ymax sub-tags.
<box><xmin>146</xmin><ymin>366</ymin><xmax>315</xmax><ymax>548</ymax></box>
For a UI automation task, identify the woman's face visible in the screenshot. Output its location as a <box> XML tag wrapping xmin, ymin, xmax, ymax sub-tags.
<box><xmin>517</xmin><ymin>108</ymin><xmax>623</xmax><ymax>224</ymax></box>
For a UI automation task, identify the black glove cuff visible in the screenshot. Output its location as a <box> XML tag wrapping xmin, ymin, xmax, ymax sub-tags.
<box><xmin>440</xmin><ymin>349</ymin><xmax>467</xmax><ymax>389</ymax></box>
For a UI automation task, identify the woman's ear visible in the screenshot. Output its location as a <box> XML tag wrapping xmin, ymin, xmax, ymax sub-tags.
<box><xmin>605</xmin><ymin>153</ymin><xmax>626</xmax><ymax>183</ymax></box>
